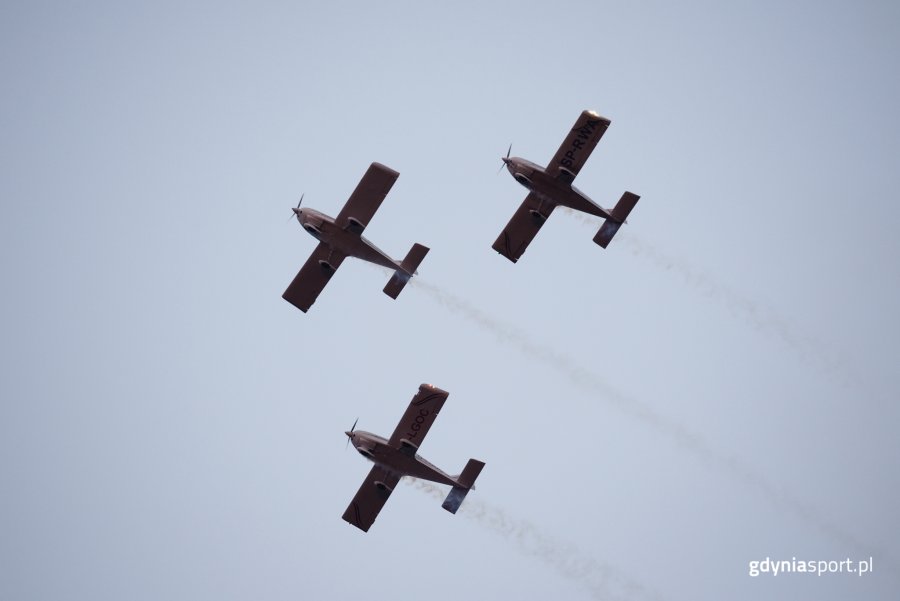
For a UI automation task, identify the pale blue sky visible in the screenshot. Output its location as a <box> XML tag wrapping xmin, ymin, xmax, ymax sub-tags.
<box><xmin>2</xmin><ymin>1</ymin><xmax>899</xmax><ymax>599</ymax></box>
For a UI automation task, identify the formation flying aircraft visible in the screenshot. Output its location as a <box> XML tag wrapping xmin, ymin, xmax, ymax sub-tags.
<box><xmin>282</xmin><ymin>162</ymin><xmax>429</xmax><ymax>313</ymax></box>
<box><xmin>493</xmin><ymin>110</ymin><xmax>641</xmax><ymax>263</ymax></box>
<box><xmin>342</xmin><ymin>384</ymin><xmax>486</xmax><ymax>533</ymax></box>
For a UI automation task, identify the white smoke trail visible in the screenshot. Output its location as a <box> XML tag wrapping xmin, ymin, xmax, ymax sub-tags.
<box><xmin>561</xmin><ymin>208</ymin><xmax>862</xmax><ymax>391</ymax></box>
<box><xmin>404</xmin><ymin>477</ymin><xmax>664</xmax><ymax>601</ymax></box>
<box><xmin>408</xmin><ymin>277</ymin><xmax>881</xmax><ymax>561</ymax></box>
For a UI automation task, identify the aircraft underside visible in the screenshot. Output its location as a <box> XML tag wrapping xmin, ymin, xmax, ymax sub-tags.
<box><xmin>528</xmin><ymin>177</ymin><xmax>610</xmax><ymax>220</ymax></box>
<box><xmin>320</xmin><ymin>228</ymin><xmax>399</xmax><ymax>272</ymax></box>
<box><xmin>365</xmin><ymin>448</ymin><xmax>457</xmax><ymax>487</ymax></box>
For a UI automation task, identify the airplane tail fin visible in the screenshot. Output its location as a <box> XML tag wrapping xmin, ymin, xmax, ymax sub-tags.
<box><xmin>383</xmin><ymin>243</ymin><xmax>429</xmax><ymax>299</ymax></box>
<box><xmin>442</xmin><ymin>459</ymin><xmax>485</xmax><ymax>514</ymax></box>
<box><xmin>593</xmin><ymin>191</ymin><xmax>640</xmax><ymax>248</ymax></box>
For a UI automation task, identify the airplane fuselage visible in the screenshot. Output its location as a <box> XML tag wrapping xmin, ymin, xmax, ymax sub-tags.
<box><xmin>294</xmin><ymin>207</ymin><xmax>402</xmax><ymax>272</ymax></box>
<box><xmin>504</xmin><ymin>157</ymin><xmax>611</xmax><ymax>220</ymax></box>
<box><xmin>347</xmin><ymin>430</ymin><xmax>458</xmax><ymax>487</ymax></box>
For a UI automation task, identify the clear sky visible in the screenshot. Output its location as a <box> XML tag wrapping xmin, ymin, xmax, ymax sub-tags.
<box><xmin>2</xmin><ymin>1</ymin><xmax>899</xmax><ymax>599</ymax></box>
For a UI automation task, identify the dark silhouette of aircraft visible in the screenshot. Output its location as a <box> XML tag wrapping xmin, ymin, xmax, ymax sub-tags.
<box><xmin>342</xmin><ymin>384</ymin><xmax>485</xmax><ymax>533</ymax></box>
<box><xmin>493</xmin><ymin>110</ymin><xmax>641</xmax><ymax>263</ymax></box>
<box><xmin>282</xmin><ymin>162</ymin><xmax>429</xmax><ymax>313</ymax></box>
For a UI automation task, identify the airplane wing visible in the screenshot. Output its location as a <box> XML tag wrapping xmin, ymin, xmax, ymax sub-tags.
<box><xmin>282</xmin><ymin>242</ymin><xmax>347</xmax><ymax>312</ymax></box>
<box><xmin>334</xmin><ymin>162</ymin><xmax>400</xmax><ymax>233</ymax></box>
<box><xmin>342</xmin><ymin>465</ymin><xmax>402</xmax><ymax>532</ymax></box>
<box><xmin>545</xmin><ymin>110</ymin><xmax>611</xmax><ymax>181</ymax></box>
<box><xmin>491</xmin><ymin>192</ymin><xmax>555</xmax><ymax>263</ymax></box>
<box><xmin>387</xmin><ymin>384</ymin><xmax>449</xmax><ymax>450</ymax></box>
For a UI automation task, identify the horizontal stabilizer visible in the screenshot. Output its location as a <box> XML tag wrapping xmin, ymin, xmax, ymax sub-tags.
<box><xmin>442</xmin><ymin>486</ymin><xmax>469</xmax><ymax>514</ymax></box>
<box><xmin>383</xmin><ymin>243</ymin><xmax>429</xmax><ymax>299</ymax></box>
<box><xmin>593</xmin><ymin>221</ymin><xmax>621</xmax><ymax>248</ymax></box>
<box><xmin>594</xmin><ymin>191</ymin><xmax>640</xmax><ymax>248</ymax></box>
<box><xmin>442</xmin><ymin>458</ymin><xmax>485</xmax><ymax>513</ymax></box>
<box><xmin>610</xmin><ymin>191</ymin><xmax>640</xmax><ymax>222</ymax></box>
<box><xmin>455</xmin><ymin>458</ymin><xmax>485</xmax><ymax>489</ymax></box>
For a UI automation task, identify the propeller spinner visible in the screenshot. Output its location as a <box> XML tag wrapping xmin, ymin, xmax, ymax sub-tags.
<box><xmin>498</xmin><ymin>144</ymin><xmax>512</xmax><ymax>174</ymax></box>
<box><xmin>288</xmin><ymin>193</ymin><xmax>304</xmax><ymax>222</ymax></box>
<box><xmin>344</xmin><ymin>417</ymin><xmax>359</xmax><ymax>450</ymax></box>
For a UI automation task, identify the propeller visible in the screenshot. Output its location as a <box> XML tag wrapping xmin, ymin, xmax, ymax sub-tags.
<box><xmin>497</xmin><ymin>144</ymin><xmax>511</xmax><ymax>174</ymax></box>
<box><xmin>288</xmin><ymin>193</ymin><xmax>304</xmax><ymax>222</ymax></box>
<box><xmin>345</xmin><ymin>417</ymin><xmax>359</xmax><ymax>450</ymax></box>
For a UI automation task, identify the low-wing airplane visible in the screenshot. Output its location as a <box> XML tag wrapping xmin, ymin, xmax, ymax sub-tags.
<box><xmin>342</xmin><ymin>384</ymin><xmax>486</xmax><ymax>533</ymax></box>
<box><xmin>493</xmin><ymin>110</ymin><xmax>641</xmax><ymax>263</ymax></box>
<box><xmin>282</xmin><ymin>162</ymin><xmax>429</xmax><ymax>313</ymax></box>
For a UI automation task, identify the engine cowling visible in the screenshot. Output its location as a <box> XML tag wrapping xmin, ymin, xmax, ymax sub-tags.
<box><xmin>357</xmin><ymin>447</ymin><xmax>374</xmax><ymax>459</ymax></box>
<box><xmin>514</xmin><ymin>172</ymin><xmax>533</xmax><ymax>187</ymax></box>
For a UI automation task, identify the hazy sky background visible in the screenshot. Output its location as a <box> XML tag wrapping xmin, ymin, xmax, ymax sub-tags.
<box><xmin>2</xmin><ymin>1</ymin><xmax>899</xmax><ymax>599</ymax></box>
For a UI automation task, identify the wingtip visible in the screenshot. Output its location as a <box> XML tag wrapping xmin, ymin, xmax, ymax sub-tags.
<box><xmin>419</xmin><ymin>382</ymin><xmax>448</xmax><ymax>393</ymax></box>
<box><xmin>585</xmin><ymin>109</ymin><xmax>611</xmax><ymax>123</ymax></box>
<box><xmin>282</xmin><ymin>293</ymin><xmax>312</xmax><ymax>313</ymax></box>
<box><xmin>369</xmin><ymin>161</ymin><xmax>400</xmax><ymax>178</ymax></box>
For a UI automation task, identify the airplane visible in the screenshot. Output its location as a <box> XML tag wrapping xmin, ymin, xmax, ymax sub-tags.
<box><xmin>493</xmin><ymin>109</ymin><xmax>641</xmax><ymax>263</ymax></box>
<box><xmin>342</xmin><ymin>383</ymin><xmax>486</xmax><ymax>533</ymax></box>
<box><xmin>282</xmin><ymin>162</ymin><xmax>429</xmax><ymax>313</ymax></box>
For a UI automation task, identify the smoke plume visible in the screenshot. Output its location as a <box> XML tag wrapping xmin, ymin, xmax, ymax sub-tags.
<box><xmin>561</xmin><ymin>208</ymin><xmax>862</xmax><ymax>391</ymax></box>
<box><xmin>409</xmin><ymin>277</ymin><xmax>880</xmax><ymax>560</ymax></box>
<box><xmin>404</xmin><ymin>477</ymin><xmax>664</xmax><ymax>601</ymax></box>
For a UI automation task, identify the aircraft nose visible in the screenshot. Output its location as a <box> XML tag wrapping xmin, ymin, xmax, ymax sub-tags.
<box><xmin>292</xmin><ymin>207</ymin><xmax>301</xmax><ymax>215</ymax></box>
<box><xmin>344</xmin><ymin>431</ymin><xmax>351</xmax><ymax>437</ymax></box>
